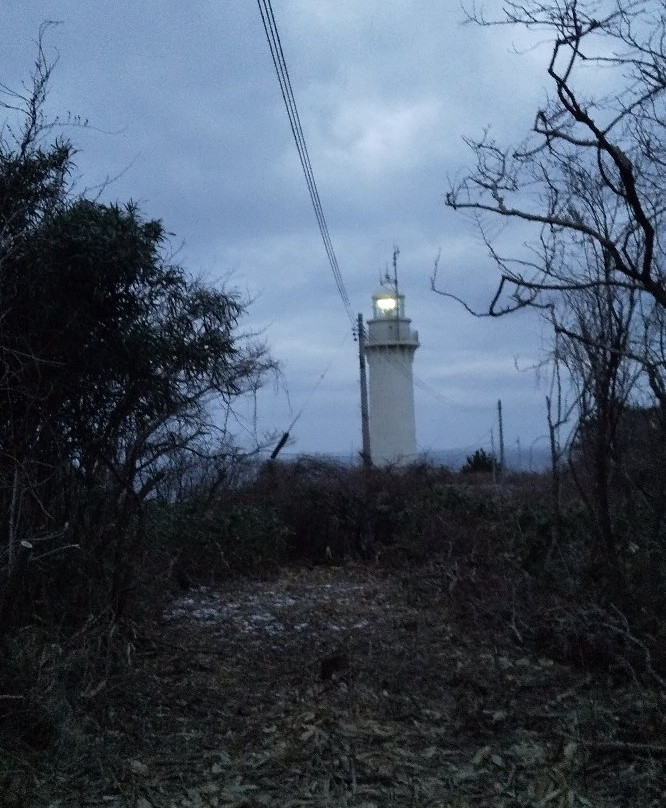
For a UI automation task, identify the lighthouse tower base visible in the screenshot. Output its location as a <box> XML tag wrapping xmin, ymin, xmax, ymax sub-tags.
<box><xmin>366</xmin><ymin>345</ymin><xmax>418</xmax><ymax>465</ymax></box>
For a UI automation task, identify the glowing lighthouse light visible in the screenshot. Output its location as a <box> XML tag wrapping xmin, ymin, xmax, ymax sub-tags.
<box><xmin>375</xmin><ymin>295</ymin><xmax>398</xmax><ymax>313</ymax></box>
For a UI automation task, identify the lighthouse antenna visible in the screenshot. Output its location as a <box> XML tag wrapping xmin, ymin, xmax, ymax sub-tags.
<box><xmin>392</xmin><ymin>245</ymin><xmax>400</xmax><ymax>297</ymax></box>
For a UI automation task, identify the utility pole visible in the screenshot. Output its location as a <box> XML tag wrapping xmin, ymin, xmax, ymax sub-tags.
<box><xmin>270</xmin><ymin>431</ymin><xmax>289</xmax><ymax>460</ymax></box>
<box><xmin>497</xmin><ymin>399</ymin><xmax>505</xmax><ymax>481</ymax></box>
<box><xmin>357</xmin><ymin>313</ymin><xmax>372</xmax><ymax>468</ymax></box>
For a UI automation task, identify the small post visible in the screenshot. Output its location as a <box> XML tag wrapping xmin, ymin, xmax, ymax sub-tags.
<box><xmin>357</xmin><ymin>313</ymin><xmax>372</xmax><ymax>468</ymax></box>
<box><xmin>270</xmin><ymin>431</ymin><xmax>290</xmax><ymax>460</ymax></box>
<box><xmin>497</xmin><ymin>399</ymin><xmax>505</xmax><ymax>481</ymax></box>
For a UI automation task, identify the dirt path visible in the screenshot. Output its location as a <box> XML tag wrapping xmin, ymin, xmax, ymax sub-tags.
<box><xmin>43</xmin><ymin>565</ymin><xmax>665</xmax><ymax>807</ymax></box>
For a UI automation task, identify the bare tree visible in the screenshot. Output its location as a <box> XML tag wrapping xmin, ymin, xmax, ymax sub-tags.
<box><xmin>554</xmin><ymin>267</ymin><xmax>640</xmax><ymax>574</ymax></box>
<box><xmin>437</xmin><ymin>1</ymin><xmax>666</xmax><ymax>597</ymax></box>
<box><xmin>439</xmin><ymin>1</ymin><xmax>665</xmax><ymax>314</ymax></box>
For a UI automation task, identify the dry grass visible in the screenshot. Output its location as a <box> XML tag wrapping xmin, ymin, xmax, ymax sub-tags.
<box><xmin>11</xmin><ymin>563</ymin><xmax>664</xmax><ymax>807</ymax></box>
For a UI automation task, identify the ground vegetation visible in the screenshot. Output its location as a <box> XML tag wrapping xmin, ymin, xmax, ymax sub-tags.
<box><xmin>3</xmin><ymin>460</ymin><xmax>665</xmax><ymax>806</ymax></box>
<box><xmin>461</xmin><ymin>448</ymin><xmax>498</xmax><ymax>474</ymax></box>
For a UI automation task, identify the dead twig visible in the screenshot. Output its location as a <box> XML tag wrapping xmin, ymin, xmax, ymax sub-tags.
<box><xmin>559</xmin><ymin>734</ymin><xmax>666</xmax><ymax>756</ymax></box>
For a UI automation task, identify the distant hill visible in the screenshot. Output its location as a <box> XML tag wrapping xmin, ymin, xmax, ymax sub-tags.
<box><xmin>422</xmin><ymin>445</ymin><xmax>551</xmax><ymax>473</ymax></box>
<box><xmin>276</xmin><ymin>445</ymin><xmax>552</xmax><ymax>472</ymax></box>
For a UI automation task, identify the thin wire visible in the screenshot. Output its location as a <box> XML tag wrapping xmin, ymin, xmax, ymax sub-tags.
<box><xmin>287</xmin><ymin>353</ymin><xmax>337</xmax><ymax>431</ymax></box>
<box><xmin>364</xmin><ymin>333</ymin><xmax>457</xmax><ymax>408</ymax></box>
<box><xmin>364</xmin><ymin>337</ymin><xmax>498</xmax><ymax>452</ymax></box>
<box><xmin>257</xmin><ymin>0</ymin><xmax>355</xmax><ymax>329</ymax></box>
<box><xmin>283</xmin><ymin>328</ymin><xmax>350</xmax><ymax>432</ymax></box>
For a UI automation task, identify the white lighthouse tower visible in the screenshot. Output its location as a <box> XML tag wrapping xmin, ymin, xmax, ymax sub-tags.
<box><xmin>364</xmin><ymin>285</ymin><xmax>419</xmax><ymax>465</ymax></box>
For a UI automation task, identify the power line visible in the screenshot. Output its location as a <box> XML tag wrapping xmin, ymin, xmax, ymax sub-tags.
<box><xmin>257</xmin><ymin>0</ymin><xmax>355</xmax><ymax>329</ymax></box>
<box><xmin>363</xmin><ymin>336</ymin><xmax>499</xmax><ymax>450</ymax></box>
<box><xmin>364</xmin><ymin>335</ymin><xmax>457</xmax><ymax>408</ymax></box>
<box><xmin>286</xmin><ymin>329</ymin><xmax>350</xmax><ymax>431</ymax></box>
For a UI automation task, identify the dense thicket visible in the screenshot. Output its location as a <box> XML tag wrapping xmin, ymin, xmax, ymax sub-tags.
<box><xmin>0</xmin><ymin>40</ymin><xmax>273</xmax><ymax>632</ymax></box>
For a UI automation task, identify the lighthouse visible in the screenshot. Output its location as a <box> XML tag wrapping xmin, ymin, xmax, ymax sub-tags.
<box><xmin>364</xmin><ymin>286</ymin><xmax>419</xmax><ymax>465</ymax></box>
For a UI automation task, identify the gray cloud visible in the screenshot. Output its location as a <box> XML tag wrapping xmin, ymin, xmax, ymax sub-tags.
<box><xmin>1</xmin><ymin>1</ymin><xmax>557</xmax><ymax>458</ymax></box>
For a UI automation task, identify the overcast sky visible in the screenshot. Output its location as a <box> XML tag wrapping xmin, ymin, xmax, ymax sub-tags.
<box><xmin>2</xmin><ymin>1</ymin><xmax>560</xmax><ymax>463</ymax></box>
